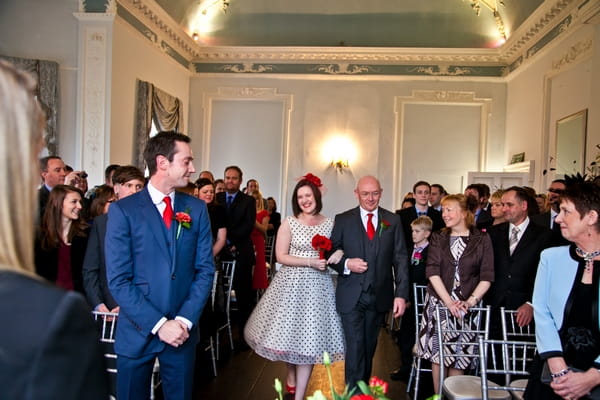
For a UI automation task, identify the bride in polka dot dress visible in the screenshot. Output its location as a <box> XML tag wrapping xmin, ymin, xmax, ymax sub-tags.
<box><xmin>244</xmin><ymin>174</ymin><xmax>345</xmax><ymax>400</ymax></box>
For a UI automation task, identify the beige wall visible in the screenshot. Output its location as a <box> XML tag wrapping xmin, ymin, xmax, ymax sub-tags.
<box><xmin>110</xmin><ymin>18</ymin><xmax>191</xmax><ymax>167</ymax></box>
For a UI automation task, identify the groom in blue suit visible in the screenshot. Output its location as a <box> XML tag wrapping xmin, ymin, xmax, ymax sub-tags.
<box><xmin>105</xmin><ymin>132</ymin><xmax>214</xmax><ymax>400</ymax></box>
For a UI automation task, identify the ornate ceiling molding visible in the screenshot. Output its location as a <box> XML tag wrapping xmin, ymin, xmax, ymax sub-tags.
<box><xmin>114</xmin><ymin>0</ymin><xmax>593</xmax><ymax>77</ymax></box>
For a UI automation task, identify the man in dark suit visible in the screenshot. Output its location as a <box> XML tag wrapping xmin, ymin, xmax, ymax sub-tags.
<box><xmin>397</xmin><ymin>180</ymin><xmax>444</xmax><ymax>250</ymax></box>
<box><xmin>105</xmin><ymin>132</ymin><xmax>214</xmax><ymax>400</ymax></box>
<box><xmin>38</xmin><ymin>156</ymin><xmax>66</xmax><ymax>219</ymax></box>
<box><xmin>216</xmin><ymin>165</ymin><xmax>256</xmax><ymax>341</ymax></box>
<box><xmin>531</xmin><ymin>178</ymin><xmax>569</xmax><ymax>247</ymax></box>
<box><xmin>330</xmin><ymin>175</ymin><xmax>409</xmax><ymax>389</ymax></box>
<box><xmin>465</xmin><ymin>183</ymin><xmax>493</xmax><ymax>230</ymax></box>
<box><xmin>485</xmin><ymin>186</ymin><xmax>552</xmax><ymax>335</ymax></box>
<box><xmin>83</xmin><ymin>165</ymin><xmax>145</xmax><ymax>312</ymax></box>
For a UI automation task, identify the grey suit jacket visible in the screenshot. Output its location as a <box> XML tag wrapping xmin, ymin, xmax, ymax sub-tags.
<box><xmin>330</xmin><ymin>206</ymin><xmax>409</xmax><ymax>313</ymax></box>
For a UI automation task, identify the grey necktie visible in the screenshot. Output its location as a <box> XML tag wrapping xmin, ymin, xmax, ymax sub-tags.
<box><xmin>509</xmin><ymin>226</ymin><xmax>520</xmax><ymax>255</ymax></box>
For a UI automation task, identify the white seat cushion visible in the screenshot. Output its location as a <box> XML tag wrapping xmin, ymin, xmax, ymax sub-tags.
<box><xmin>509</xmin><ymin>379</ymin><xmax>528</xmax><ymax>399</ymax></box>
<box><xmin>443</xmin><ymin>375</ymin><xmax>511</xmax><ymax>400</ymax></box>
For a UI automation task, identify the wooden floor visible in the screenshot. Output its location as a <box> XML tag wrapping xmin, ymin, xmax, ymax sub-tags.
<box><xmin>185</xmin><ymin>324</ymin><xmax>436</xmax><ymax>400</ymax></box>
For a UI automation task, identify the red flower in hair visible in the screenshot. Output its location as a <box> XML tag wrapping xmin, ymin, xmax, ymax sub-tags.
<box><xmin>302</xmin><ymin>173</ymin><xmax>323</xmax><ymax>188</ymax></box>
<box><xmin>311</xmin><ymin>234</ymin><xmax>332</xmax><ymax>259</ymax></box>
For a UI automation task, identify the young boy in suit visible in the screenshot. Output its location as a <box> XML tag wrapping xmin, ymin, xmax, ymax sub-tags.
<box><xmin>391</xmin><ymin>216</ymin><xmax>432</xmax><ymax>381</ymax></box>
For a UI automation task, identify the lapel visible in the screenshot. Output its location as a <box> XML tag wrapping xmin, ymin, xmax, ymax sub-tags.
<box><xmin>139</xmin><ymin>188</ymin><xmax>173</xmax><ymax>265</ymax></box>
<box><xmin>351</xmin><ymin>207</ymin><xmax>367</xmax><ymax>254</ymax></box>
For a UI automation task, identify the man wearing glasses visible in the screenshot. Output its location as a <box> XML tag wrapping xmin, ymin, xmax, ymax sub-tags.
<box><xmin>531</xmin><ymin>178</ymin><xmax>569</xmax><ymax>246</ymax></box>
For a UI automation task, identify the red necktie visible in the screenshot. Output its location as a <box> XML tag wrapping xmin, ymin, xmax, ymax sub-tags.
<box><xmin>163</xmin><ymin>196</ymin><xmax>173</xmax><ymax>229</ymax></box>
<box><xmin>367</xmin><ymin>213</ymin><xmax>375</xmax><ymax>240</ymax></box>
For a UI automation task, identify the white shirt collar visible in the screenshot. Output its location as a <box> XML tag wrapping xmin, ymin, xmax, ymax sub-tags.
<box><xmin>509</xmin><ymin>217</ymin><xmax>529</xmax><ymax>240</ymax></box>
<box><xmin>147</xmin><ymin>181</ymin><xmax>174</xmax><ymax>208</ymax></box>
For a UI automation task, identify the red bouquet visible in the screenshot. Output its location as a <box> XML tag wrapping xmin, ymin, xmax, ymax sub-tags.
<box><xmin>311</xmin><ymin>234</ymin><xmax>332</xmax><ymax>259</ymax></box>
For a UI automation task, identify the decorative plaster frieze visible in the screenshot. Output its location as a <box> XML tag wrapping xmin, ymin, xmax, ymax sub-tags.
<box><xmin>215</xmin><ymin>87</ymin><xmax>280</xmax><ymax>98</ymax></box>
<box><xmin>552</xmin><ymin>37</ymin><xmax>593</xmax><ymax>70</ymax></box>
<box><xmin>409</xmin><ymin>65</ymin><xmax>473</xmax><ymax>76</ymax></box>
<box><xmin>312</xmin><ymin>64</ymin><xmax>376</xmax><ymax>74</ymax></box>
<box><xmin>220</xmin><ymin>63</ymin><xmax>277</xmax><ymax>73</ymax></box>
<box><xmin>117</xmin><ymin>0</ymin><xmax>199</xmax><ymax>59</ymax></box>
<box><xmin>406</xmin><ymin>90</ymin><xmax>488</xmax><ymax>103</ymax></box>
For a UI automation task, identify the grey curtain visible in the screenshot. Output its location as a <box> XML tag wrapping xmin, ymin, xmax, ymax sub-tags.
<box><xmin>1</xmin><ymin>55</ymin><xmax>59</xmax><ymax>155</ymax></box>
<box><xmin>133</xmin><ymin>80</ymin><xmax>183</xmax><ymax>170</ymax></box>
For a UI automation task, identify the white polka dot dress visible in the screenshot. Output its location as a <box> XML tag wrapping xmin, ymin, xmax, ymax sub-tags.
<box><xmin>244</xmin><ymin>216</ymin><xmax>345</xmax><ymax>365</ymax></box>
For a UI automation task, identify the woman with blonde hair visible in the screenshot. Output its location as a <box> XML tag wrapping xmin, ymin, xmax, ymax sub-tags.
<box><xmin>490</xmin><ymin>189</ymin><xmax>506</xmax><ymax>225</ymax></box>
<box><xmin>251</xmin><ymin>190</ymin><xmax>270</xmax><ymax>290</ymax></box>
<box><xmin>416</xmin><ymin>193</ymin><xmax>494</xmax><ymax>393</ymax></box>
<box><xmin>0</xmin><ymin>60</ymin><xmax>107</xmax><ymax>399</ymax></box>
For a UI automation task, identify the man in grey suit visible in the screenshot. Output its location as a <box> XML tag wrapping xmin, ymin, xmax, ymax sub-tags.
<box><xmin>330</xmin><ymin>175</ymin><xmax>409</xmax><ymax>389</ymax></box>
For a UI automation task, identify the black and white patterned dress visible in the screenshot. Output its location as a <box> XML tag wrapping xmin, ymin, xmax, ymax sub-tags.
<box><xmin>244</xmin><ymin>216</ymin><xmax>345</xmax><ymax>365</ymax></box>
<box><xmin>416</xmin><ymin>236</ymin><xmax>478</xmax><ymax>369</ymax></box>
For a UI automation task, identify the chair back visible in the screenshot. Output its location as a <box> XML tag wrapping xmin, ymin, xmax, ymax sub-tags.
<box><xmin>435</xmin><ymin>304</ymin><xmax>491</xmax><ymax>395</ymax></box>
<box><xmin>478</xmin><ymin>336</ymin><xmax>536</xmax><ymax>400</ymax></box>
<box><xmin>92</xmin><ymin>311</ymin><xmax>119</xmax><ymax>343</ymax></box>
<box><xmin>413</xmin><ymin>284</ymin><xmax>428</xmax><ymax>339</ymax></box>
<box><xmin>265</xmin><ymin>235</ymin><xmax>275</xmax><ymax>280</ymax></box>
<box><xmin>220</xmin><ymin>260</ymin><xmax>236</xmax><ymax>314</ymax></box>
<box><xmin>500</xmin><ymin>307</ymin><xmax>535</xmax><ymax>342</ymax></box>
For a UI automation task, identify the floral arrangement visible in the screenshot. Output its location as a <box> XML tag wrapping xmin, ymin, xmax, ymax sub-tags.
<box><xmin>312</xmin><ymin>234</ymin><xmax>332</xmax><ymax>259</ymax></box>
<box><xmin>302</xmin><ymin>173</ymin><xmax>323</xmax><ymax>188</ymax></box>
<box><xmin>174</xmin><ymin>209</ymin><xmax>192</xmax><ymax>239</ymax></box>
<box><xmin>378</xmin><ymin>220</ymin><xmax>390</xmax><ymax>237</ymax></box>
<box><xmin>274</xmin><ymin>352</ymin><xmax>391</xmax><ymax>400</ymax></box>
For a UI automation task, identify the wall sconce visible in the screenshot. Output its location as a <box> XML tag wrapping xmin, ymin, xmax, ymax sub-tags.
<box><xmin>331</xmin><ymin>158</ymin><xmax>349</xmax><ymax>173</ymax></box>
<box><xmin>192</xmin><ymin>32</ymin><xmax>200</xmax><ymax>41</ymax></box>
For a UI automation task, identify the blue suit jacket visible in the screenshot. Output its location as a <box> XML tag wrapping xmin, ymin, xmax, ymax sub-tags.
<box><xmin>105</xmin><ymin>188</ymin><xmax>214</xmax><ymax>357</ymax></box>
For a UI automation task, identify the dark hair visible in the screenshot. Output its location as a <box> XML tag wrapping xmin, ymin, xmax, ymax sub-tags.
<box><xmin>112</xmin><ymin>165</ymin><xmax>144</xmax><ymax>185</ymax></box>
<box><xmin>195</xmin><ymin>178</ymin><xmax>214</xmax><ymax>190</ymax></box>
<box><xmin>505</xmin><ymin>186</ymin><xmax>540</xmax><ymax>216</ymax></box>
<box><xmin>479</xmin><ymin>183</ymin><xmax>490</xmax><ymax>198</ymax></box>
<box><xmin>431</xmin><ymin>184</ymin><xmax>447</xmax><ymax>195</ymax></box>
<box><xmin>214</xmin><ymin>178</ymin><xmax>224</xmax><ymax>186</ymax></box>
<box><xmin>41</xmin><ymin>185</ymin><xmax>88</xmax><ymax>250</ymax></box>
<box><xmin>143</xmin><ymin>131</ymin><xmax>191</xmax><ymax>176</ymax></box>
<box><xmin>552</xmin><ymin>179</ymin><xmax>567</xmax><ymax>185</ymax></box>
<box><xmin>402</xmin><ymin>198</ymin><xmax>416</xmax><ymax>207</ymax></box>
<box><xmin>412</xmin><ymin>180</ymin><xmax>431</xmax><ymax>193</ymax></box>
<box><xmin>224</xmin><ymin>165</ymin><xmax>243</xmax><ymax>180</ymax></box>
<box><xmin>267</xmin><ymin>196</ymin><xmax>277</xmax><ymax>212</ymax></box>
<box><xmin>104</xmin><ymin>164</ymin><xmax>120</xmax><ymax>182</ymax></box>
<box><xmin>89</xmin><ymin>185</ymin><xmax>114</xmax><ymax>219</ymax></box>
<box><xmin>291</xmin><ymin>179</ymin><xmax>322</xmax><ymax>217</ymax></box>
<box><xmin>39</xmin><ymin>156</ymin><xmax>61</xmax><ymax>172</ymax></box>
<box><xmin>465</xmin><ymin>183</ymin><xmax>484</xmax><ymax>198</ymax></box>
<box><xmin>561</xmin><ymin>181</ymin><xmax>600</xmax><ymax>233</ymax></box>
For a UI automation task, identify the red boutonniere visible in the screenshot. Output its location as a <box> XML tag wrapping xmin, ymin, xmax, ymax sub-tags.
<box><xmin>378</xmin><ymin>219</ymin><xmax>391</xmax><ymax>237</ymax></box>
<box><xmin>311</xmin><ymin>234</ymin><xmax>332</xmax><ymax>259</ymax></box>
<box><xmin>174</xmin><ymin>208</ymin><xmax>192</xmax><ymax>239</ymax></box>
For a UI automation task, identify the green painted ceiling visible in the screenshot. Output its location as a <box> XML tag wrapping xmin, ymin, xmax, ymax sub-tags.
<box><xmin>154</xmin><ymin>0</ymin><xmax>544</xmax><ymax>48</ymax></box>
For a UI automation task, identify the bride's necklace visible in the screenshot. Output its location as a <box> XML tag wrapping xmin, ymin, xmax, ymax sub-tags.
<box><xmin>575</xmin><ymin>247</ymin><xmax>600</xmax><ymax>272</ymax></box>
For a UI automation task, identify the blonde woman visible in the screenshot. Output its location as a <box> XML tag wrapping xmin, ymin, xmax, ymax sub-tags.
<box><xmin>251</xmin><ymin>190</ymin><xmax>270</xmax><ymax>290</ymax></box>
<box><xmin>0</xmin><ymin>60</ymin><xmax>107</xmax><ymax>399</ymax></box>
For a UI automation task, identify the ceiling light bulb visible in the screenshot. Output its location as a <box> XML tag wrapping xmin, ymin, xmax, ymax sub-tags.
<box><xmin>192</xmin><ymin>32</ymin><xmax>199</xmax><ymax>41</ymax></box>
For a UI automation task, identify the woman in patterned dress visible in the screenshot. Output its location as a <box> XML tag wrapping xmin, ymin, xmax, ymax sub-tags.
<box><xmin>244</xmin><ymin>174</ymin><xmax>345</xmax><ymax>400</ymax></box>
<box><xmin>416</xmin><ymin>193</ymin><xmax>494</xmax><ymax>393</ymax></box>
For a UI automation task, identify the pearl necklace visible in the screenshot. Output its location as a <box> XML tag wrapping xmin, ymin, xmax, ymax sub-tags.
<box><xmin>575</xmin><ymin>247</ymin><xmax>600</xmax><ymax>272</ymax></box>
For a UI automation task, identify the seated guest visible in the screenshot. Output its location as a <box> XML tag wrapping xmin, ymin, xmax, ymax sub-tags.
<box><xmin>195</xmin><ymin>177</ymin><xmax>227</xmax><ymax>257</ymax></box>
<box><xmin>391</xmin><ymin>216</ymin><xmax>433</xmax><ymax>381</ymax></box>
<box><xmin>35</xmin><ymin>185</ymin><xmax>89</xmax><ymax>293</ymax></box>
<box><xmin>490</xmin><ymin>189</ymin><xmax>506</xmax><ymax>225</ymax></box>
<box><xmin>536</xmin><ymin>194</ymin><xmax>548</xmax><ymax>214</ymax></box>
<box><xmin>0</xmin><ymin>58</ymin><xmax>107</xmax><ymax>400</ymax></box>
<box><xmin>83</xmin><ymin>166</ymin><xmax>145</xmax><ymax>312</ymax></box>
<box><xmin>199</xmin><ymin>170</ymin><xmax>214</xmax><ymax>182</ymax></box>
<box><xmin>531</xmin><ymin>179</ymin><xmax>570</xmax><ymax>247</ymax></box>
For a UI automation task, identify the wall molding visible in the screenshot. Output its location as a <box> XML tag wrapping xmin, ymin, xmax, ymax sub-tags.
<box><xmin>393</xmin><ymin>90</ymin><xmax>492</xmax><ymax>205</ymax></box>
